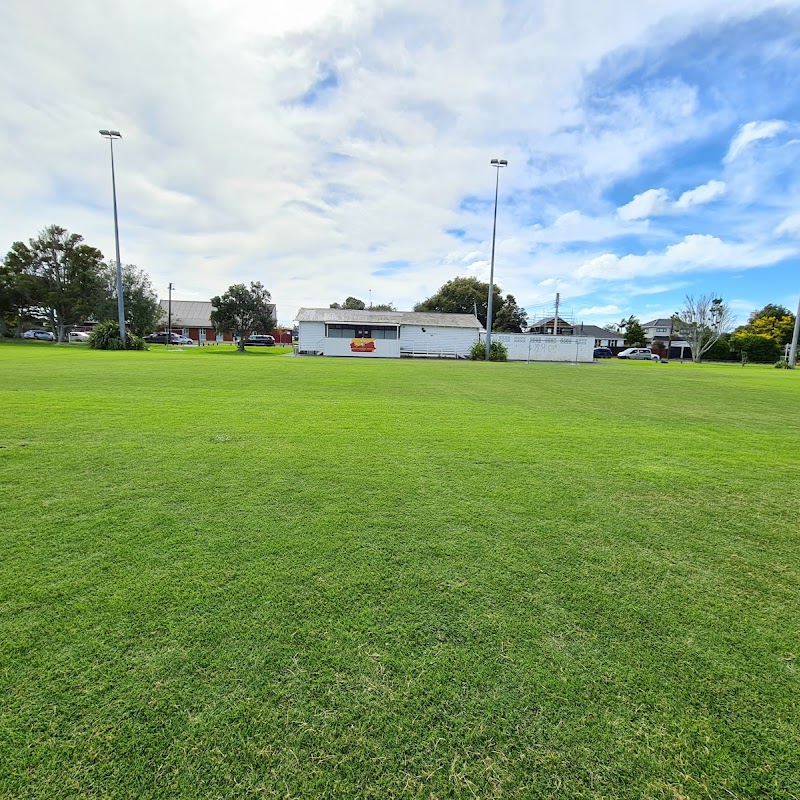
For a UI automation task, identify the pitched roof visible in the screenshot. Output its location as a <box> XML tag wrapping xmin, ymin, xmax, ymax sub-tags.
<box><xmin>159</xmin><ymin>300</ymin><xmax>276</xmax><ymax>327</ymax></box>
<box><xmin>642</xmin><ymin>318</ymin><xmax>673</xmax><ymax>328</ymax></box>
<box><xmin>294</xmin><ymin>308</ymin><xmax>482</xmax><ymax>328</ymax></box>
<box><xmin>572</xmin><ymin>325</ymin><xmax>625</xmax><ymax>338</ymax></box>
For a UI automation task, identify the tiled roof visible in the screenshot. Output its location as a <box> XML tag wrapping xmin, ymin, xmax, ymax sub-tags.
<box><xmin>294</xmin><ymin>308</ymin><xmax>482</xmax><ymax>328</ymax></box>
<box><xmin>642</xmin><ymin>318</ymin><xmax>673</xmax><ymax>328</ymax></box>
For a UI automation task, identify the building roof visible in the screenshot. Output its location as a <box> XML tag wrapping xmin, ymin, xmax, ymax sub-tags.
<box><xmin>642</xmin><ymin>318</ymin><xmax>673</xmax><ymax>328</ymax></box>
<box><xmin>528</xmin><ymin>316</ymin><xmax>572</xmax><ymax>327</ymax></box>
<box><xmin>294</xmin><ymin>308</ymin><xmax>482</xmax><ymax>328</ymax></box>
<box><xmin>159</xmin><ymin>299</ymin><xmax>276</xmax><ymax>328</ymax></box>
<box><xmin>572</xmin><ymin>325</ymin><xmax>625</xmax><ymax>339</ymax></box>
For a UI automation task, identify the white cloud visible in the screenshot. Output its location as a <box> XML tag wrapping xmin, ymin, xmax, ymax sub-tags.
<box><xmin>724</xmin><ymin>120</ymin><xmax>787</xmax><ymax>163</ymax></box>
<box><xmin>576</xmin><ymin>234</ymin><xmax>794</xmax><ymax>281</ymax></box>
<box><xmin>618</xmin><ymin>189</ymin><xmax>672</xmax><ymax>221</ymax></box>
<box><xmin>0</xmin><ymin>0</ymin><xmax>797</xmax><ymax>322</ymax></box>
<box><xmin>674</xmin><ymin>179</ymin><xmax>727</xmax><ymax>208</ymax></box>
<box><xmin>775</xmin><ymin>213</ymin><xmax>800</xmax><ymax>237</ymax></box>
<box><xmin>576</xmin><ymin>304</ymin><xmax>622</xmax><ymax>317</ymax></box>
<box><xmin>618</xmin><ymin>180</ymin><xmax>726</xmax><ymax>220</ymax></box>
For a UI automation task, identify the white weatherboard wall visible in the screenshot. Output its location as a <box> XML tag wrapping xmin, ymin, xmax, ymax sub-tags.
<box><xmin>400</xmin><ymin>326</ymin><xmax>477</xmax><ymax>357</ymax></box>
<box><xmin>324</xmin><ymin>338</ymin><xmax>401</xmax><ymax>357</ymax></box>
<box><xmin>298</xmin><ymin>321</ymin><xmax>325</xmax><ymax>353</ymax></box>
<box><xmin>490</xmin><ymin>334</ymin><xmax>594</xmax><ymax>362</ymax></box>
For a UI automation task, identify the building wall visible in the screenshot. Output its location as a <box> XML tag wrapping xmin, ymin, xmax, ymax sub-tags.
<box><xmin>298</xmin><ymin>321</ymin><xmax>326</xmax><ymax>353</ymax></box>
<box><xmin>490</xmin><ymin>333</ymin><xmax>594</xmax><ymax>362</ymax></box>
<box><xmin>323</xmin><ymin>338</ymin><xmax>401</xmax><ymax>357</ymax></box>
<box><xmin>399</xmin><ymin>325</ymin><xmax>478</xmax><ymax>357</ymax></box>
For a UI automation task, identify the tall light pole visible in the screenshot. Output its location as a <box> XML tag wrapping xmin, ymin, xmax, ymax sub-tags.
<box><xmin>99</xmin><ymin>129</ymin><xmax>126</xmax><ymax>344</ymax></box>
<box><xmin>485</xmin><ymin>158</ymin><xmax>508</xmax><ymax>360</ymax></box>
<box><xmin>788</xmin><ymin>292</ymin><xmax>800</xmax><ymax>368</ymax></box>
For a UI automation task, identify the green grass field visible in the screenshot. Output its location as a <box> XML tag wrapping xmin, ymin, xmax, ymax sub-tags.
<box><xmin>1</xmin><ymin>342</ymin><xmax>798</xmax><ymax>799</ymax></box>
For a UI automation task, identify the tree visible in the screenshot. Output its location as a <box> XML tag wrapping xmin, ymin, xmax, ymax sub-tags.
<box><xmin>673</xmin><ymin>294</ymin><xmax>734</xmax><ymax>363</ymax></box>
<box><xmin>492</xmin><ymin>293</ymin><xmax>528</xmax><ymax>333</ymax></box>
<box><xmin>330</xmin><ymin>296</ymin><xmax>366</xmax><ymax>310</ymax></box>
<box><xmin>0</xmin><ymin>253</ymin><xmax>37</xmax><ymax>337</ymax></box>
<box><xmin>97</xmin><ymin>263</ymin><xmax>163</xmax><ymax>336</ymax></box>
<box><xmin>734</xmin><ymin>304</ymin><xmax>795</xmax><ymax>346</ymax></box>
<box><xmin>728</xmin><ymin>332</ymin><xmax>781</xmax><ymax>363</ymax></box>
<box><xmin>210</xmin><ymin>282</ymin><xmax>275</xmax><ymax>353</ymax></box>
<box><xmin>414</xmin><ymin>276</ymin><xmax>527</xmax><ymax>332</ymax></box>
<box><xmin>3</xmin><ymin>226</ymin><xmax>106</xmax><ymax>342</ymax></box>
<box><xmin>369</xmin><ymin>303</ymin><xmax>397</xmax><ymax>312</ymax></box>
<box><xmin>616</xmin><ymin>315</ymin><xmax>648</xmax><ymax>347</ymax></box>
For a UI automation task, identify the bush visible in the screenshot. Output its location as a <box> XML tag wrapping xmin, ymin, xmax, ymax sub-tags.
<box><xmin>470</xmin><ymin>340</ymin><xmax>508</xmax><ymax>361</ymax></box>
<box><xmin>774</xmin><ymin>360</ymin><xmax>794</xmax><ymax>369</ymax></box>
<box><xmin>89</xmin><ymin>321</ymin><xmax>147</xmax><ymax>351</ymax></box>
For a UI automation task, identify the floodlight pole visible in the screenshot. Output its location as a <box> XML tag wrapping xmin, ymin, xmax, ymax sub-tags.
<box><xmin>167</xmin><ymin>283</ymin><xmax>174</xmax><ymax>348</ymax></box>
<box><xmin>485</xmin><ymin>158</ymin><xmax>507</xmax><ymax>360</ymax></box>
<box><xmin>99</xmin><ymin>129</ymin><xmax>126</xmax><ymax>344</ymax></box>
<box><xmin>788</xmin><ymin>292</ymin><xmax>800</xmax><ymax>368</ymax></box>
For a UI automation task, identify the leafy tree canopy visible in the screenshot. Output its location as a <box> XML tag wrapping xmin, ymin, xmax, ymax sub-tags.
<box><xmin>414</xmin><ymin>276</ymin><xmax>528</xmax><ymax>332</ymax></box>
<box><xmin>735</xmin><ymin>304</ymin><xmax>796</xmax><ymax>346</ymax></box>
<box><xmin>210</xmin><ymin>282</ymin><xmax>275</xmax><ymax>352</ymax></box>
<box><xmin>97</xmin><ymin>262</ymin><xmax>163</xmax><ymax>336</ymax></box>
<box><xmin>616</xmin><ymin>315</ymin><xmax>648</xmax><ymax>347</ymax></box>
<box><xmin>4</xmin><ymin>226</ymin><xmax>107</xmax><ymax>342</ymax></box>
<box><xmin>330</xmin><ymin>297</ymin><xmax>366</xmax><ymax>310</ymax></box>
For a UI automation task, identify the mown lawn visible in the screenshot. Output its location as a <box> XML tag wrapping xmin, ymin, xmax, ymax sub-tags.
<box><xmin>1</xmin><ymin>342</ymin><xmax>798</xmax><ymax>799</ymax></box>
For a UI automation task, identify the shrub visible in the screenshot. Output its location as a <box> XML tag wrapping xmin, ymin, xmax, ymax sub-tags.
<box><xmin>469</xmin><ymin>340</ymin><xmax>508</xmax><ymax>361</ymax></box>
<box><xmin>89</xmin><ymin>321</ymin><xmax>147</xmax><ymax>351</ymax></box>
<box><xmin>774</xmin><ymin>360</ymin><xmax>794</xmax><ymax>369</ymax></box>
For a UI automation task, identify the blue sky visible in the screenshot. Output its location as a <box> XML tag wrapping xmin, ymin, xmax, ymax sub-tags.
<box><xmin>1</xmin><ymin>0</ymin><xmax>800</xmax><ymax>325</ymax></box>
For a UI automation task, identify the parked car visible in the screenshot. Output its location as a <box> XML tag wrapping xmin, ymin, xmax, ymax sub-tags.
<box><xmin>244</xmin><ymin>335</ymin><xmax>275</xmax><ymax>347</ymax></box>
<box><xmin>144</xmin><ymin>332</ymin><xmax>182</xmax><ymax>344</ymax></box>
<box><xmin>68</xmin><ymin>330</ymin><xmax>91</xmax><ymax>342</ymax></box>
<box><xmin>173</xmin><ymin>335</ymin><xmax>194</xmax><ymax>345</ymax></box>
<box><xmin>617</xmin><ymin>347</ymin><xmax>660</xmax><ymax>361</ymax></box>
<box><xmin>593</xmin><ymin>347</ymin><xmax>613</xmax><ymax>359</ymax></box>
<box><xmin>23</xmin><ymin>329</ymin><xmax>55</xmax><ymax>341</ymax></box>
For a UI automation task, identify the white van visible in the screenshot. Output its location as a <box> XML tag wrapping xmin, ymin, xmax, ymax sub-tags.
<box><xmin>617</xmin><ymin>347</ymin><xmax>660</xmax><ymax>361</ymax></box>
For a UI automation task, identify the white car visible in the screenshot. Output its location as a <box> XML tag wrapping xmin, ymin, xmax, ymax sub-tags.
<box><xmin>68</xmin><ymin>330</ymin><xmax>91</xmax><ymax>342</ymax></box>
<box><xmin>174</xmin><ymin>335</ymin><xmax>194</xmax><ymax>345</ymax></box>
<box><xmin>617</xmin><ymin>347</ymin><xmax>660</xmax><ymax>361</ymax></box>
<box><xmin>23</xmin><ymin>329</ymin><xmax>55</xmax><ymax>341</ymax></box>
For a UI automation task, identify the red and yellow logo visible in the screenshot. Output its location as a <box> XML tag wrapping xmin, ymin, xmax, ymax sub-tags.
<box><xmin>350</xmin><ymin>338</ymin><xmax>376</xmax><ymax>352</ymax></box>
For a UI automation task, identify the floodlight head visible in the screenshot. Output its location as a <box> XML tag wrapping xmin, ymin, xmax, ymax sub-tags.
<box><xmin>99</xmin><ymin>129</ymin><xmax>110</xmax><ymax>135</ymax></box>
<box><xmin>490</xmin><ymin>158</ymin><xmax>508</xmax><ymax>167</ymax></box>
<box><xmin>99</xmin><ymin>129</ymin><xmax>122</xmax><ymax>140</ymax></box>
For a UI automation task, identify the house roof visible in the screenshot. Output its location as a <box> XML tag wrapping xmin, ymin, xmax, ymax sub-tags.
<box><xmin>295</xmin><ymin>308</ymin><xmax>482</xmax><ymax>328</ymax></box>
<box><xmin>572</xmin><ymin>325</ymin><xmax>625</xmax><ymax>338</ymax></box>
<box><xmin>159</xmin><ymin>300</ymin><xmax>276</xmax><ymax>327</ymax></box>
<box><xmin>529</xmin><ymin>316</ymin><xmax>572</xmax><ymax>327</ymax></box>
<box><xmin>642</xmin><ymin>318</ymin><xmax>672</xmax><ymax>328</ymax></box>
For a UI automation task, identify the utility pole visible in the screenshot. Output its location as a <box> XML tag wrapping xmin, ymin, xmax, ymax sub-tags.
<box><xmin>789</xmin><ymin>292</ymin><xmax>800</xmax><ymax>368</ymax></box>
<box><xmin>167</xmin><ymin>283</ymin><xmax>173</xmax><ymax>347</ymax></box>
<box><xmin>553</xmin><ymin>292</ymin><xmax>560</xmax><ymax>335</ymax></box>
<box><xmin>99</xmin><ymin>130</ymin><xmax>126</xmax><ymax>345</ymax></box>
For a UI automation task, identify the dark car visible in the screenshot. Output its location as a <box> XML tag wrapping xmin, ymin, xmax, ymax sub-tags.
<box><xmin>244</xmin><ymin>335</ymin><xmax>275</xmax><ymax>347</ymax></box>
<box><xmin>144</xmin><ymin>332</ymin><xmax>182</xmax><ymax>344</ymax></box>
<box><xmin>593</xmin><ymin>347</ymin><xmax>613</xmax><ymax>359</ymax></box>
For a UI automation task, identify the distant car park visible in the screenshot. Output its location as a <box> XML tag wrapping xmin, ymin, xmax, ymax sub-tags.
<box><xmin>593</xmin><ymin>347</ymin><xmax>613</xmax><ymax>359</ymax></box>
<box><xmin>244</xmin><ymin>335</ymin><xmax>275</xmax><ymax>347</ymax></box>
<box><xmin>23</xmin><ymin>330</ymin><xmax>55</xmax><ymax>341</ymax></box>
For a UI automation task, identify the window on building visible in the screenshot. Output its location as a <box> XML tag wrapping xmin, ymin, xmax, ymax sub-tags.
<box><xmin>326</xmin><ymin>324</ymin><xmax>398</xmax><ymax>339</ymax></box>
